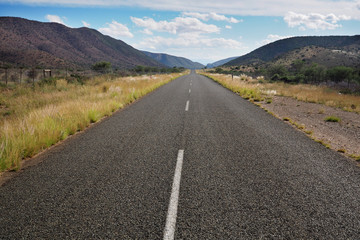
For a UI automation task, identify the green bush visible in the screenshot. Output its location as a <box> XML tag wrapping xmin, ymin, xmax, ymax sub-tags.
<box><xmin>324</xmin><ymin>116</ymin><xmax>341</xmax><ymax>122</ymax></box>
<box><xmin>92</xmin><ymin>61</ymin><xmax>112</xmax><ymax>73</ymax></box>
<box><xmin>39</xmin><ymin>77</ymin><xmax>57</xmax><ymax>86</ymax></box>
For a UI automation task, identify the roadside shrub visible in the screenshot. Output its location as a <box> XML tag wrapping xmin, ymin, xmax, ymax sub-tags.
<box><xmin>66</xmin><ymin>74</ymin><xmax>88</xmax><ymax>85</ymax></box>
<box><xmin>92</xmin><ymin>61</ymin><xmax>112</xmax><ymax>73</ymax></box>
<box><xmin>39</xmin><ymin>77</ymin><xmax>57</xmax><ymax>86</ymax></box>
<box><xmin>324</xmin><ymin>116</ymin><xmax>341</xmax><ymax>122</ymax></box>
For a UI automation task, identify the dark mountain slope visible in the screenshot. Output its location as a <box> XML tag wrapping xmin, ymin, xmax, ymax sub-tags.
<box><xmin>142</xmin><ymin>51</ymin><xmax>204</xmax><ymax>69</ymax></box>
<box><xmin>225</xmin><ymin>36</ymin><xmax>360</xmax><ymax>66</ymax></box>
<box><xmin>206</xmin><ymin>56</ymin><xmax>238</xmax><ymax>68</ymax></box>
<box><xmin>0</xmin><ymin>17</ymin><xmax>163</xmax><ymax>69</ymax></box>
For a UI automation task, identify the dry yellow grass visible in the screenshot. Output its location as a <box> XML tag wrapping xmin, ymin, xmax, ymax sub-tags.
<box><xmin>0</xmin><ymin>73</ymin><xmax>185</xmax><ymax>172</ymax></box>
<box><xmin>200</xmin><ymin>72</ymin><xmax>263</xmax><ymax>101</ymax></box>
<box><xmin>262</xmin><ymin>83</ymin><xmax>360</xmax><ymax>113</ymax></box>
<box><xmin>200</xmin><ymin>71</ymin><xmax>360</xmax><ymax>114</ymax></box>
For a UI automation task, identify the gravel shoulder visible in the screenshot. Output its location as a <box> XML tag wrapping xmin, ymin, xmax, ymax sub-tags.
<box><xmin>259</xmin><ymin>96</ymin><xmax>360</xmax><ymax>159</ymax></box>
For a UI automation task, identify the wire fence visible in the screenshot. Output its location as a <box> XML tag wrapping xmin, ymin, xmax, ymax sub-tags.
<box><xmin>0</xmin><ymin>68</ymin><xmax>93</xmax><ymax>86</ymax></box>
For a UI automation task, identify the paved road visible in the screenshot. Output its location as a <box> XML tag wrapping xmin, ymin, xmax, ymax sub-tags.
<box><xmin>1</xmin><ymin>71</ymin><xmax>360</xmax><ymax>239</ymax></box>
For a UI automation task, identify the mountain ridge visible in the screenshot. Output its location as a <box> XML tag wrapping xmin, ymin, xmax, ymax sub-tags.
<box><xmin>0</xmin><ymin>17</ymin><xmax>164</xmax><ymax>69</ymax></box>
<box><xmin>206</xmin><ymin>56</ymin><xmax>238</xmax><ymax>68</ymax></box>
<box><xmin>142</xmin><ymin>51</ymin><xmax>204</xmax><ymax>69</ymax></box>
<box><xmin>225</xmin><ymin>35</ymin><xmax>360</xmax><ymax>67</ymax></box>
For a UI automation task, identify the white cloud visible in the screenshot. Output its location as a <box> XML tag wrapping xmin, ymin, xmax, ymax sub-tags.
<box><xmin>14</xmin><ymin>1</ymin><xmax>360</xmax><ymax>19</ymax></box>
<box><xmin>82</xmin><ymin>20</ymin><xmax>90</xmax><ymax>27</ymax></box>
<box><xmin>134</xmin><ymin>35</ymin><xmax>245</xmax><ymax>64</ymax></box>
<box><xmin>183</xmin><ymin>12</ymin><xmax>242</xmax><ymax>23</ymax></box>
<box><xmin>98</xmin><ymin>20</ymin><xmax>133</xmax><ymax>38</ymax></box>
<box><xmin>45</xmin><ymin>14</ymin><xmax>66</xmax><ymax>25</ymax></box>
<box><xmin>181</xmin><ymin>12</ymin><xmax>208</xmax><ymax>21</ymax></box>
<box><xmin>131</xmin><ymin>16</ymin><xmax>219</xmax><ymax>35</ymax></box>
<box><xmin>259</xmin><ymin>34</ymin><xmax>293</xmax><ymax>46</ymax></box>
<box><xmin>229</xmin><ymin>17</ymin><xmax>242</xmax><ymax>24</ymax></box>
<box><xmin>135</xmin><ymin>35</ymin><xmax>242</xmax><ymax>50</ymax></box>
<box><xmin>225</xmin><ymin>25</ymin><xmax>232</xmax><ymax>29</ymax></box>
<box><xmin>284</xmin><ymin>11</ymin><xmax>351</xmax><ymax>30</ymax></box>
<box><xmin>141</xmin><ymin>28</ymin><xmax>153</xmax><ymax>35</ymax></box>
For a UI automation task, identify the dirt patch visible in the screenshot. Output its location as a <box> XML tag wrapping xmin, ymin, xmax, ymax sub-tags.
<box><xmin>259</xmin><ymin>96</ymin><xmax>360</xmax><ymax>159</ymax></box>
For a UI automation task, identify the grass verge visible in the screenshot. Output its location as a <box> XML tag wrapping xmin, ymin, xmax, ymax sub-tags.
<box><xmin>0</xmin><ymin>72</ymin><xmax>185</xmax><ymax>172</ymax></box>
<box><xmin>199</xmin><ymin>71</ymin><xmax>360</xmax><ymax>113</ymax></box>
<box><xmin>200</xmin><ymin>73</ymin><xmax>263</xmax><ymax>102</ymax></box>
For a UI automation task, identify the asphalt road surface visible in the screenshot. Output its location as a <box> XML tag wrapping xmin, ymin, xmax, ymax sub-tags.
<box><xmin>1</xmin><ymin>71</ymin><xmax>360</xmax><ymax>239</ymax></box>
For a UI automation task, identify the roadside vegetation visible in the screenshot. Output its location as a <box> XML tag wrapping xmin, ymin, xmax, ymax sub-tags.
<box><xmin>210</xmin><ymin>61</ymin><xmax>360</xmax><ymax>89</ymax></box>
<box><xmin>200</xmin><ymin>71</ymin><xmax>360</xmax><ymax>113</ymax></box>
<box><xmin>324</xmin><ymin>116</ymin><xmax>341</xmax><ymax>122</ymax></box>
<box><xmin>0</xmin><ymin>72</ymin><xmax>186</xmax><ymax>172</ymax></box>
<box><xmin>0</xmin><ymin>61</ymin><xmax>186</xmax><ymax>87</ymax></box>
<box><xmin>202</xmin><ymin>73</ymin><xmax>264</xmax><ymax>102</ymax></box>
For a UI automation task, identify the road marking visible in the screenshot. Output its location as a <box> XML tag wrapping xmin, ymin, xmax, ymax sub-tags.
<box><xmin>189</xmin><ymin>89</ymin><xmax>191</xmax><ymax>94</ymax></box>
<box><xmin>185</xmin><ymin>100</ymin><xmax>189</xmax><ymax>111</ymax></box>
<box><xmin>163</xmin><ymin>150</ymin><xmax>184</xmax><ymax>240</ymax></box>
<box><xmin>190</xmin><ymin>82</ymin><xmax>192</xmax><ymax>86</ymax></box>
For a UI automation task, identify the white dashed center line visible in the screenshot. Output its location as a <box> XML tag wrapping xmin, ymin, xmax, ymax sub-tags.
<box><xmin>163</xmin><ymin>150</ymin><xmax>184</xmax><ymax>240</ymax></box>
<box><xmin>185</xmin><ymin>100</ymin><xmax>189</xmax><ymax>111</ymax></box>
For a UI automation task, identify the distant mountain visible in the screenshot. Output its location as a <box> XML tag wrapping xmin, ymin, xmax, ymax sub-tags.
<box><xmin>0</xmin><ymin>17</ymin><xmax>163</xmax><ymax>69</ymax></box>
<box><xmin>206</xmin><ymin>56</ymin><xmax>238</xmax><ymax>68</ymax></box>
<box><xmin>142</xmin><ymin>51</ymin><xmax>204</xmax><ymax>69</ymax></box>
<box><xmin>225</xmin><ymin>36</ymin><xmax>360</xmax><ymax>67</ymax></box>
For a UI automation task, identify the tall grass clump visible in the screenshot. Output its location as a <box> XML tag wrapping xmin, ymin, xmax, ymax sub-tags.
<box><xmin>0</xmin><ymin>72</ymin><xmax>185</xmax><ymax>172</ymax></box>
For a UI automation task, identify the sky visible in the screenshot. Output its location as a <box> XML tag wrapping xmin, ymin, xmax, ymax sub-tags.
<box><xmin>0</xmin><ymin>0</ymin><xmax>359</xmax><ymax>64</ymax></box>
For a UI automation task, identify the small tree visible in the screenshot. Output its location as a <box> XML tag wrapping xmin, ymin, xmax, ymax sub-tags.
<box><xmin>215</xmin><ymin>67</ymin><xmax>223</xmax><ymax>73</ymax></box>
<box><xmin>134</xmin><ymin>65</ymin><xmax>144</xmax><ymax>73</ymax></box>
<box><xmin>150</xmin><ymin>67</ymin><xmax>159</xmax><ymax>73</ymax></box>
<box><xmin>267</xmin><ymin>65</ymin><xmax>288</xmax><ymax>79</ymax></box>
<box><xmin>144</xmin><ymin>66</ymin><xmax>151</xmax><ymax>73</ymax></box>
<box><xmin>303</xmin><ymin>64</ymin><xmax>325</xmax><ymax>84</ymax></box>
<box><xmin>91</xmin><ymin>61</ymin><xmax>112</xmax><ymax>73</ymax></box>
<box><xmin>327</xmin><ymin>66</ymin><xmax>353</xmax><ymax>86</ymax></box>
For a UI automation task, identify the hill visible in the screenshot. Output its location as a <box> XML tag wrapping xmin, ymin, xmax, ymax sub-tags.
<box><xmin>0</xmin><ymin>17</ymin><xmax>163</xmax><ymax>69</ymax></box>
<box><xmin>271</xmin><ymin>45</ymin><xmax>360</xmax><ymax>68</ymax></box>
<box><xmin>225</xmin><ymin>36</ymin><xmax>360</xmax><ymax>67</ymax></box>
<box><xmin>142</xmin><ymin>51</ymin><xmax>204</xmax><ymax>69</ymax></box>
<box><xmin>206</xmin><ymin>56</ymin><xmax>238</xmax><ymax>68</ymax></box>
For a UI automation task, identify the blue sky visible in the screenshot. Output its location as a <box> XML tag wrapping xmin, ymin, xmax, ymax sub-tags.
<box><xmin>0</xmin><ymin>0</ymin><xmax>359</xmax><ymax>64</ymax></box>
